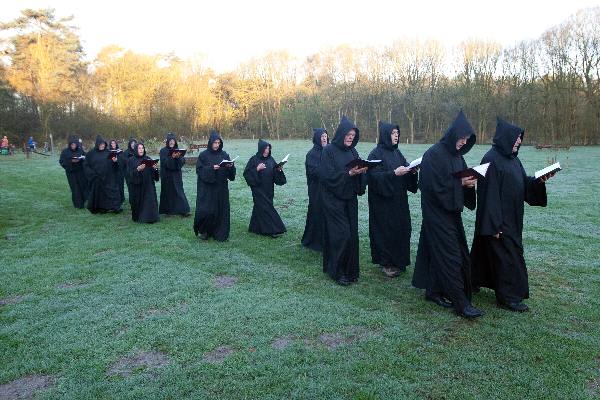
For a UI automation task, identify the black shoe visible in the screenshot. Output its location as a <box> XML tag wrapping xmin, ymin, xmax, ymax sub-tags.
<box><xmin>199</xmin><ymin>233</ymin><xmax>208</xmax><ymax>240</ymax></box>
<box><xmin>336</xmin><ymin>276</ymin><xmax>352</xmax><ymax>286</ymax></box>
<box><xmin>425</xmin><ymin>293</ymin><xmax>453</xmax><ymax>308</ymax></box>
<box><xmin>456</xmin><ymin>305</ymin><xmax>484</xmax><ymax>319</ymax></box>
<box><xmin>497</xmin><ymin>302</ymin><xmax>529</xmax><ymax>312</ymax></box>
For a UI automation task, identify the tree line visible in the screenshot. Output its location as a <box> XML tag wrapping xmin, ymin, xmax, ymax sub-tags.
<box><xmin>1</xmin><ymin>7</ymin><xmax>599</xmax><ymax>146</ymax></box>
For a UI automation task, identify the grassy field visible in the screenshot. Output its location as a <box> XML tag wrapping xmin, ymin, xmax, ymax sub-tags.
<box><xmin>0</xmin><ymin>140</ymin><xmax>599</xmax><ymax>399</ymax></box>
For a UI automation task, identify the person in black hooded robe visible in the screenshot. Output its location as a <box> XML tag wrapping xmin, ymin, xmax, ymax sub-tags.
<box><xmin>84</xmin><ymin>135</ymin><xmax>123</xmax><ymax>214</ymax></box>
<box><xmin>159</xmin><ymin>132</ymin><xmax>190</xmax><ymax>216</ymax></box>
<box><xmin>470</xmin><ymin>118</ymin><xmax>552</xmax><ymax>312</ymax></box>
<box><xmin>109</xmin><ymin>139</ymin><xmax>126</xmax><ymax>204</ymax></box>
<box><xmin>320</xmin><ymin>116</ymin><xmax>368</xmax><ymax>285</ymax></box>
<box><xmin>243</xmin><ymin>139</ymin><xmax>287</xmax><ymax>237</ymax></box>
<box><xmin>193</xmin><ymin>131</ymin><xmax>236</xmax><ymax>241</ymax></box>
<box><xmin>128</xmin><ymin>142</ymin><xmax>160</xmax><ymax>223</ymax></box>
<box><xmin>412</xmin><ymin>110</ymin><xmax>482</xmax><ymax>319</ymax></box>
<box><xmin>368</xmin><ymin>121</ymin><xmax>418</xmax><ymax>277</ymax></box>
<box><xmin>124</xmin><ymin>138</ymin><xmax>137</xmax><ymax>206</ymax></box>
<box><xmin>59</xmin><ymin>137</ymin><xmax>88</xmax><ymax>208</ymax></box>
<box><xmin>301</xmin><ymin>128</ymin><xmax>329</xmax><ymax>251</ymax></box>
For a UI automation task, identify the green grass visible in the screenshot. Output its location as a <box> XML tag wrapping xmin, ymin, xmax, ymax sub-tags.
<box><xmin>1</xmin><ymin>141</ymin><xmax>599</xmax><ymax>400</ymax></box>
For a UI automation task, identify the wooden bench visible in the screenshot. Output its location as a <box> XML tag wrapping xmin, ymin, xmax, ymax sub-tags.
<box><xmin>187</xmin><ymin>143</ymin><xmax>207</xmax><ymax>154</ymax></box>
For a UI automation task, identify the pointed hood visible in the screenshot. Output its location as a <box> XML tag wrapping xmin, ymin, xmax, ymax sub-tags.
<box><xmin>67</xmin><ymin>136</ymin><xmax>80</xmax><ymax>150</ymax></box>
<box><xmin>165</xmin><ymin>132</ymin><xmax>178</xmax><ymax>149</ymax></box>
<box><xmin>127</xmin><ymin>138</ymin><xmax>138</xmax><ymax>152</ymax></box>
<box><xmin>439</xmin><ymin>110</ymin><xmax>476</xmax><ymax>155</ymax></box>
<box><xmin>256</xmin><ymin>139</ymin><xmax>271</xmax><ymax>159</ymax></box>
<box><xmin>312</xmin><ymin>128</ymin><xmax>328</xmax><ymax>148</ymax></box>
<box><xmin>94</xmin><ymin>135</ymin><xmax>107</xmax><ymax>151</ymax></box>
<box><xmin>207</xmin><ymin>130</ymin><xmax>223</xmax><ymax>153</ymax></box>
<box><xmin>332</xmin><ymin>116</ymin><xmax>359</xmax><ymax>150</ymax></box>
<box><xmin>377</xmin><ymin>121</ymin><xmax>400</xmax><ymax>150</ymax></box>
<box><xmin>493</xmin><ymin>117</ymin><xmax>524</xmax><ymax>158</ymax></box>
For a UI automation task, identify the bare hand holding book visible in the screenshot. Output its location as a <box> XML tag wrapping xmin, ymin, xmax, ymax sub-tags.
<box><xmin>169</xmin><ymin>148</ymin><xmax>187</xmax><ymax>157</ymax></box>
<box><xmin>140</xmin><ymin>159</ymin><xmax>159</xmax><ymax>167</ymax></box>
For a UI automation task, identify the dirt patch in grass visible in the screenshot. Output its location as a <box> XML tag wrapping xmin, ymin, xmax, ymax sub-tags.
<box><xmin>271</xmin><ymin>335</ymin><xmax>295</xmax><ymax>350</ymax></box>
<box><xmin>141</xmin><ymin>303</ymin><xmax>189</xmax><ymax>319</ymax></box>
<box><xmin>0</xmin><ymin>374</ymin><xmax>55</xmax><ymax>399</ymax></box>
<box><xmin>0</xmin><ymin>295</ymin><xmax>26</xmax><ymax>307</ymax></box>
<box><xmin>108</xmin><ymin>350</ymin><xmax>170</xmax><ymax>378</ymax></box>
<box><xmin>203</xmin><ymin>346</ymin><xmax>235</xmax><ymax>363</ymax></box>
<box><xmin>213</xmin><ymin>275</ymin><xmax>237</xmax><ymax>289</ymax></box>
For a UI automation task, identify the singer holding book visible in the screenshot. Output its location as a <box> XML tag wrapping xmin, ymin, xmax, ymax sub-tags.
<box><xmin>412</xmin><ymin>110</ymin><xmax>482</xmax><ymax>319</ymax></box>
<box><xmin>193</xmin><ymin>131</ymin><xmax>236</xmax><ymax>241</ymax></box>
<box><xmin>367</xmin><ymin>121</ymin><xmax>419</xmax><ymax>278</ymax></box>
<box><xmin>320</xmin><ymin>116</ymin><xmax>367</xmax><ymax>286</ymax></box>
<box><xmin>128</xmin><ymin>143</ymin><xmax>159</xmax><ymax>223</ymax></box>
<box><xmin>243</xmin><ymin>139</ymin><xmax>287</xmax><ymax>237</ymax></box>
<box><xmin>84</xmin><ymin>135</ymin><xmax>123</xmax><ymax>214</ymax></box>
<box><xmin>470</xmin><ymin>118</ymin><xmax>552</xmax><ymax>313</ymax></box>
<box><xmin>301</xmin><ymin>128</ymin><xmax>329</xmax><ymax>252</ymax></box>
<box><xmin>159</xmin><ymin>132</ymin><xmax>190</xmax><ymax>216</ymax></box>
<box><xmin>59</xmin><ymin>137</ymin><xmax>88</xmax><ymax>209</ymax></box>
<box><xmin>109</xmin><ymin>139</ymin><xmax>126</xmax><ymax>204</ymax></box>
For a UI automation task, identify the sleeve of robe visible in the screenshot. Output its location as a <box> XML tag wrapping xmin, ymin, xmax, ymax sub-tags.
<box><xmin>162</xmin><ymin>148</ymin><xmax>185</xmax><ymax>171</ymax></box>
<box><xmin>243</xmin><ymin>156</ymin><xmax>261</xmax><ymax>187</ymax></box>
<box><xmin>128</xmin><ymin>158</ymin><xmax>146</xmax><ymax>185</ymax></box>
<box><xmin>59</xmin><ymin>149</ymin><xmax>76</xmax><ymax>172</ymax></box>
<box><xmin>420</xmin><ymin>150</ymin><xmax>470</xmax><ymax>212</ymax></box>
<box><xmin>462</xmin><ymin>156</ymin><xmax>476</xmax><ymax>211</ymax></box>
<box><xmin>152</xmin><ymin>165</ymin><xmax>159</xmax><ymax>181</ymax></box>
<box><xmin>196</xmin><ymin>152</ymin><xmax>217</xmax><ymax>184</ymax></box>
<box><xmin>305</xmin><ymin>150</ymin><xmax>320</xmax><ymax>184</ymax></box>
<box><xmin>367</xmin><ymin>147</ymin><xmax>395</xmax><ymax>198</ymax></box>
<box><xmin>319</xmin><ymin>147</ymin><xmax>365</xmax><ymax>200</ymax></box>
<box><xmin>274</xmin><ymin>164</ymin><xmax>287</xmax><ymax>186</ymax></box>
<box><xmin>117</xmin><ymin>152</ymin><xmax>128</xmax><ymax>172</ymax></box>
<box><xmin>222</xmin><ymin>151</ymin><xmax>236</xmax><ymax>181</ymax></box>
<box><xmin>477</xmin><ymin>161</ymin><xmax>504</xmax><ymax>236</ymax></box>
<box><xmin>522</xmin><ymin>162</ymin><xmax>547</xmax><ymax>207</ymax></box>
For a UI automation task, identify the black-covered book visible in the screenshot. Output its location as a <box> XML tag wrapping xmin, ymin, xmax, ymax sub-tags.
<box><xmin>451</xmin><ymin>162</ymin><xmax>490</xmax><ymax>179</ymax></box>
<box><xmin>346</xmin><ymin>158</ymin><xmax>382</xmax><ymax>170</ymax></box>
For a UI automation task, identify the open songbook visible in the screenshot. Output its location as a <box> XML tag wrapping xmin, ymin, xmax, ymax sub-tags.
<box><xmin>534</xmin><ymin>162</ymin><xmax>561</xmax><ymax>179</ymax></box>
<box><xmin>108</xmin><ymin>149</ymin><xmax>123</xmax><ymax>159</ymax></box>
<box><xmin>346</xmin><ymin>159</ymin><xmax>382</xmax><ymax>170</ymax></box>
<box><xmin>169</xmin><ymin>148</ymin><xmax>187</xmax><ymax>157</ymax></box>
<box><xmin>408</xmin><ymin>157</ymin><xmax>422</xmax><ymax>170</ymax></box>
<box><xmin>140</xmin><ymin>159</ymin><xmax>159</xmax><ymax>167</ymax></box>
<box><xmin>72</xmin><ymin>155</ymin><xmax>85</xmax><ymax>160</ymax></box>
<box><xmin>452</xmin><ymin>162</ymin><xmax>491</xmax><ymax>179</ymax></box>
<box><xmin>219</xmin><ymin>156</ymin><xmax>239</xmax><ymax>166</ymax></box>
<box><xmin>276</xmin><ymin>154</ymin><xmax>290</xmax><ymax>168</ymax></box>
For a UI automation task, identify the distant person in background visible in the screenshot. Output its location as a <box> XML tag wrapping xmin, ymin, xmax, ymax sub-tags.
<box><xmin>27</xmin><ymin>136</ymin><xmax>35</xmax><ymax>151</ymax></box>
<box><xmin>109</xmin><ymin>139</ymin><xmax>126</xmax><ymax>204</ymax></box>
<box><xmin>159</xmin><ymin>132</ymin><xmax>190</xmax><ymax>216</ymax></box>
<box><xmin>470</xmin><ymin>118</ymin><xmax>554</xmax><ymax>313</ymax></box>
<box><xmin>84</xmin><ymin>135</ymin><xmax>122</xmax><ymax>214</ymax></box>
<box><xmin>128</xmin><ymin>143</ymin><xmax>160</xmax><ymax>223</ymax></box>
<box><xmin>301</xmin><ymin>128</ymin><xmax>328</xmax><ymax>252</ymax></box>
<box><xmin>124</xmin><ymin>138</ymin><xmax>138</xmax><ymax>206</ymax></box>
<box><xmin>319</xmin><ymin>116</ymin><xmax>367</xmax><ymax>286</ymax></box>
<box><xmin>1</xmin><ymin>136</ymin><xmax>8</xmax><ymax>149</ymax></box>
<box><xmin>193</xmin><ymin>131</ymin><xmax>236</xmax><ymax>241</ymax></box>
<box><xmin>59</xmin><ymin>137</ymin><xmax>88</xmax><ymax>208</ymax></box>
<box><xmin>243</xmin><ymin>139</ymin><xmax>287</xmax><ymax>237</ymax></box>
<box><xmin>367</xmin><ymin>121</ymin><xmax>418</xmax><ymax>278</ymax></box>
<box><xmin>412</xmin><ymin>110</ymin><xmax>481</xmax><ymax>319</ymax></box>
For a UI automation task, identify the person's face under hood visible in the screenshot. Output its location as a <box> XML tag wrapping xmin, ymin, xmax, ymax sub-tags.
<box><xmin>95</xmin><ymin>135</ymin><xmax>107</xmax><ymax>151</ymax></box>
<box><xmin>440</xmin><ymin>111</ymin><xmax>476</xmax><ymax>156</ymax></box>
<box><xmin>208</xmin><ymin>131</ymin><xmax>223</xmax><ymax>153</ymax></box>
<box><xmin>109</xmin><ymin>140</ymin><xmax>119</xmax><ymax>150</ymax></box>
<box><xmin>312</xmin><ymin>128</ymin><xmax>328</xmax><ymax>148</ymax></box>
<box><xmin>165</xmin><ymin>133</ymin><xmax>178</xmax><ymax>149</ymax></box>
<box><xmin>378</xmin><ymin>121</ymin><xmax>400</xmax><ymax>150</ymax></box>
<box><xmin>136</xmin><ymin>143</ymin><xmax>146</xmax><ymax>157</ymax></box>
<box><xmin>257</xmin><ymin>139</ymin><xmax>271</xmax><ymax>158</ymax></box>
<box><xmin>332</xmin><ymin>116</ymin><xmax>360</xmax><ymax>149</ymax></box>
<box><xmin>493</xmin><ymin>118</ymin><xmax>525</xmax><ymax>158</ymax></box>
<box><xmin>68</xmin><ymin>138</ymin><xmax>79</xmax><ymax>151</ymax></box>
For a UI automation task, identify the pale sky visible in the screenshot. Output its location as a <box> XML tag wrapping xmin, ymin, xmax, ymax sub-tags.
<box><xmin>2</xmin><ymin>0</ymin><xmax>599</xmax><ymax>72</ymax></box>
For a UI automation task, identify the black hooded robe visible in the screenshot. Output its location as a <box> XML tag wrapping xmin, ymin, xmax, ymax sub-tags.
<box><xmin>124</xmin><ymin>138</ymin><xmax>137</xmax><ymax>206</ymax></box>
<box><xmin>301</xmin><ymin>128</ymin><xmax>328</xmax><ymax>251</ymax></box>
<box><xmin>59</xmin><ymin>138</ymin><xmax>88</xmax><ymax>208</ymax></box>
<box><xmin>159</xmin><ymin>133</ymin><xmax>190</xmax><ymax>215</ymax></box>
<box><xmin>320</xmin><ymin>116</ymin><xmax>367</xmax><ymax>282</ymax></box>
<box><xmin>243</xmin><ymin>139</ymin><xmax>287</xmax><ymax>236</ymax></box>
<box><xmin>109</xmin><ymin>141</ymin><xmax>126</xmax><ymax>204</ymax></box>
<box><xmin>412</xmin><ymin>111</ymin><xmax>477</xmax><ymax>312</ymax></box>
<box><xmin>367</xmin><ymin>122</ymin><xmax>418</xmax><ymax>270</ymax></box>
<box><xmin>128</xmin><ymin>148</ymin><xmax>160</xmax><ymax>223</ymax></box>
<box><xmin>193</xmin><ymin>132</ymin><xmax>236</xmax><ymax>241</ymax></box>
<box><xmin>470</xmin><ymin>118</ymin><xmax>547</xmax><ymax>304</ymax></box>
<box><xmin>84</xmin><ymin>136</ymin><xmax>123</xmax><ymax>213</ymax></box>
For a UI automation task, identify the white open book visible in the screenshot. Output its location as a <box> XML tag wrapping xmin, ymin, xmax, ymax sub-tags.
<box><xmin>408</xmin><ymin>157</ymin><xmax>422</xmax><ymax>170</ymax></box>
<box><xmin>534</xmin><ymin>162</ymin><xmax>561</xmax><ymax>179</ymax></box>
<box><xmin>219</xmin><ymin>156</ymin><xmax>239</xmax><ymax>165</ymax></box>
<box><xmin>277</xmin><ymin>154</ymin><xmax>290</xmax><ymax>167</ymax></box>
